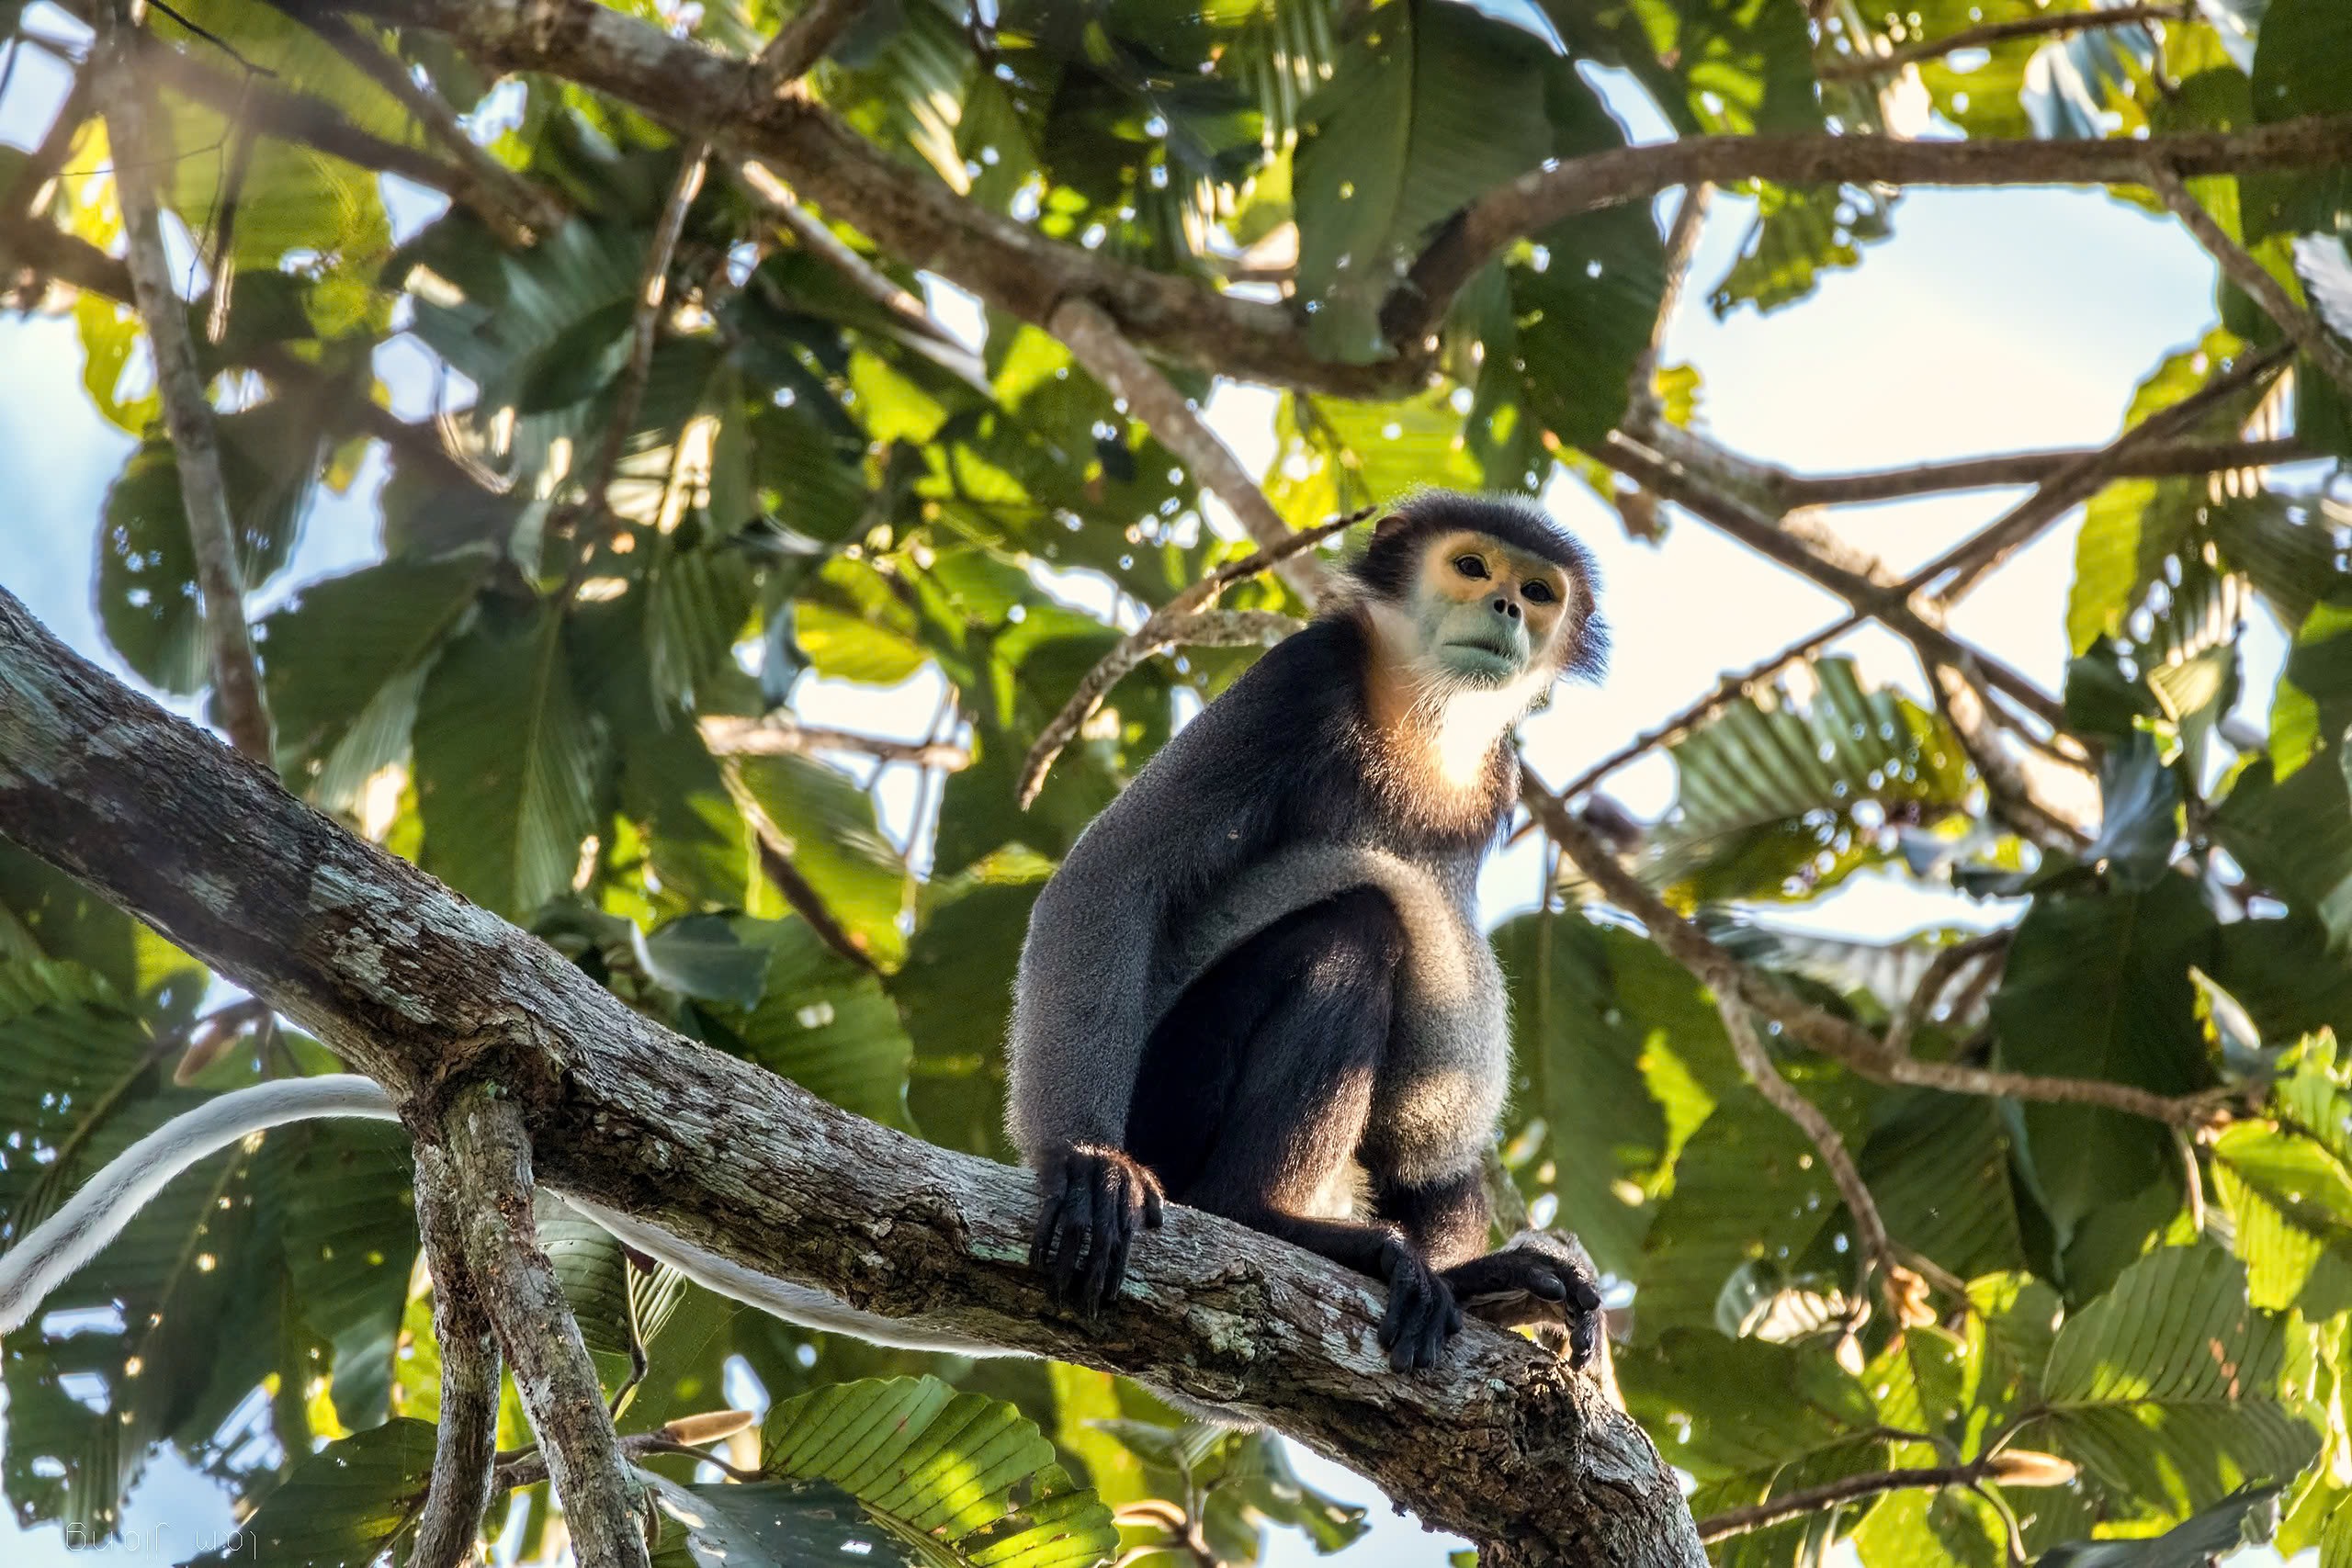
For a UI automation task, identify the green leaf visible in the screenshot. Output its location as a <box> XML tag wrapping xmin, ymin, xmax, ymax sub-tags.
<box><xmin>179</xmin><ymin>1419</ymin><xmax>436</xmax><ymax>1566</ymax></box>
<box><xmin>266</xmin><ymin>1120</ymin><xmax>417</xmax><ymax>1431</ymax></box>
<box><xmin>715</xmin><ymin>922</ymin><xmax>916</xmax><ymax>1131</ymax></box>
<box><xmin>1648</xmin><ymin>657</ymin><xmax>1973</xmax><ymax>905</ymax></box>
<box><xmin>2036</xmin><ymin>1483</ymin><xmax>2282</xmax><ymax>1567</ymax></box>
<box><xmin>1992</xmin><ymin>878</ymin><xmax>2217</xmax><ymax>1240</ymax></box>
<box><xmin>753</xmin><ymin>1375</ymin><xmax>1121</xmax><ymax>1568</ymax></box>
<box><xmin>735</xmin><ymin>752</ymin><xmax>910</xmax><ymax>968</ymax></box>
<box><xmin>1293</xmin><ymin>0</ymin><xmax>1556</xmax><ymax>360</ymax></box>
<box><xmin>260</xmin><ymin>552</ymin><xmax>492</xmax><ymax>808</ymax></box>
<box><xmin>1862</xmin><ymin>1091</ymin><xmax>2030</xmax><ymax>1286</ymax></box>
<box><xmin>2030</xmin><ymin>1247</ymin><xmax>2319</xmax><ymax>1515</ymax></box>
<box><xmin>1712</xmin><ymin>183</ymin><xmax>1894</xmax><ymax>318</ymax></box>
<box><xmin>413</xmin><ymin>602</ymin><xmax>609</xmax><ymax>919</ymax></box>
<box><xmin>2211</xmin><ymin>1122</ymin><xmax>2352</xmax><ymax>1314</ymax></box>
<box><xmin>635</xmin><ymin>912</ymin><xmax>775</xmax><ymax>1009</ymax></box>
<box><xmin>2214</xmin><ymin>755</ymin><xmax>2352</xmax><ymax>954</ymax></box>
<box><xmin>1621</xmin><ymin>0</ymin><xmax>1823</xmax><ymax>134</ymax></box>
<box><xmin>894</xmin><ymin>878</ymin><xmax>1040</xmax><ymax>1162</ymax></box>
<box><xmin>2245</xmin><ymin>0</ymin><xmax>2352</xmax><ymax>240</ymax></box>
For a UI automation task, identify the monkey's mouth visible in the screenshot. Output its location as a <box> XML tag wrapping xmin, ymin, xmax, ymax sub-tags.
<box><xmin>1444</xmin><ymin>636</ymin><xmax>1522</xmax><ymax>668</ymax></box>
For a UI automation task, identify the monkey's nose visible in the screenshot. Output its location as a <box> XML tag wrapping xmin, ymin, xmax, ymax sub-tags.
<box><xmin>1492</xmin><ymin>597</ymin><xmax>1521</xmax><ymax>621</ymax></box>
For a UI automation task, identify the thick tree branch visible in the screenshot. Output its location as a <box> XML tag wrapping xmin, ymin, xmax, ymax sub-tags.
<box><xmin>741</xmin><ymin>0</ymin><xmax>865</xmax><ymax>107</ymax></box>
<box><xmin>1398</xmin><ymin>117</ymin><xmax>2352</xmax><ymax>348</ymax></box>
<box><xmin>2146</xmin><ymin>163</ymin><xmax>2352</xmax><ymax>403</ymax></box>
<box><xmin>410</xmin><ymin>1144</ymin><xmax>502</xmax><ymax>1568</ymax></box>
<box><xmin>1520</xmin><ymin>786</ymin><xmax>2222</xmax><ymax>1128</ymax></box>
<box><xmin>0</xmin><ymin>582</ymin><xmax>1702</xmax><ymax>1568</ymax></box>
<box><xmin>94</xmin><ymin>0</ymin><xmax>275</xmax><ymax>763</ymax></box>
<box><xmin>432</xmin><ymin>1080</ymin><xmax>652</xmax><ymax>1567</ymax></box>
<box><xmin>1048</xmin><ymin>296</ymin><xmax>1329</xmax><ymax>602</ymax></box>
<box><xmin>1817</xmin><ymin>5</ymin><xmax>2190</xmax><ymax>82</ymax></box>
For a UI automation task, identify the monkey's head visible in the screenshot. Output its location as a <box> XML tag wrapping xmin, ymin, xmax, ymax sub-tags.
<box><xmin>1346</xmin><ymin>492</ymin><xmax>1608</xmax><ymax>710</ymax></box>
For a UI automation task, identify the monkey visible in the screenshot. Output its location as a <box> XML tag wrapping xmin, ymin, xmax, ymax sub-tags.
<box><xmin>0</xmin><ymin>491</ymin><xmax>1609</xmax><ymax>1390</ymax></box>
<box><xmin>1009</xmin><ymin>491</ymin><xmax>1610</xmax><ymax>1374</ymax></box>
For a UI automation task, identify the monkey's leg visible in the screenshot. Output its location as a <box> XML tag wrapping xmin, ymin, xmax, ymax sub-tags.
<box><xmin>1133</xmin><ymin>889</ymin><xmax>1463</xmax><ymax>1371</ymax></box>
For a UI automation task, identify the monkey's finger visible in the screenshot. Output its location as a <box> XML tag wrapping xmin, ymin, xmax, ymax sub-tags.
<box><xmin>1078</xmin><ymin>1169</ymin><xmax>1125</xmax><ymax>1316</ymax></box>
<box><xmin>1525</xmin><ymin>1268</ymin><xmax>1568</xmax><ymax>1303</ymax></box>
<box><xmin>1030</xmin><ymin>1166</ymin><xmax>1071</xmax><ymax>1273</ymax></box>
<box><xmin>1567</xmin><ymin>1275</ymin><xmax>1603</xmax><ymax>1313</ymax></box>
<box><xmin>1569</xmin><ymin>1309</ymin><xmax>1600</xmax><ymax>1371</ymax></box>
<box><xmin>1392</xmin><ymin>1283</ymin><xmax>1442</xmax><ymax>1372</ymax></box>
<box><xmin>1414</xmin><ymin>1294</ymin><xmax>1453</xmax><ymax>1371</ymax></box>
<box><xmin>1447</xmin><ymin>1295</ymin><xmax>1464</xmax><ymax>1335</ymax></box>
<box><xmin>1102</xmin><ymin>1174</ymin><xmax>1146</xmax><ymax>1301</ymax></box>
<box><xmin>1052</xmin><ymin>1178</ymin><xmax>1097</xmax><ymax>1307</ymax></box>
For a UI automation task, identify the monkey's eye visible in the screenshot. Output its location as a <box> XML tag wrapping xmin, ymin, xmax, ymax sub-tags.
<box><xmin>1522</xmin><ymin>580</ymin><xmax>1556</xmax><ymax>604</ymax></box>
<box><xmin>1453</xmin><ymin>554</ymin><xmax>1490</xmax><ymax>580</ymax></box>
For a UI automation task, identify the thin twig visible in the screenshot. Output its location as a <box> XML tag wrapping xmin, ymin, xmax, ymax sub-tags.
<box><xmin>1696</xmin><ymin>1462</ymin><xmax>1990</xmax><ymax>1542</ymax></box>
<box><xmin>1018</xmin><ymin>509</ymin><xmax>1372</xmax><ymax>807</ymax></box>
<box><xmin>1818</xmin><ymin>5</ymin><xmax>2190</xmax><ymax>82</ymax></box>
<box><xmin>93</xmin><ymin>0</ymin><xmax>274</xmax><ymax>764</ymax></box>
<box><xmin>435</xmin><ymin>1081</ymin><xmax>652</xmax><ymax>1567</ymax></box>
<box><xmin>1</xmin><ymin>72</ymin><xmax>89</xmax><ymax>223</ymax></box>
<box><xmin>1767</xmin><ymin>436</ymin><xmax>2313</xmax><ymax>507</ymax></box>
<box><xmin>1923</xmin><ymin>340</ymin><xmax>2294</xmax><ymax>605</ymax></box>
<box><xmin>1522</xmin><ymin>784</ymin><xmax>2228</xmax><ymax>1128</ymax></box>
<box><xmin>1884</xmin><ymin>932</ymin><xmax>2012</xmax><ymax>1061</ymax></box>
<box><xmin>411</xmin><ymin>1137</ymin><xmax>502</xmax><ymax>1568</ymax></box>
<box><xmin>1627</xmin><ymin>184</ymin><xmax>1711</xmax><ymax>408</ymax></box>
<box><xmin>1716</xmin><ymin>994</ymin><xmax>1895</xmax><ymax>1311</ymax></box>
<box><xmin>1048</xmin><ymin>296</ymin><xmax>1330</xmax><ymax>602</ymax></box>
<box><xmin>699</xmin><ymin>714</ymin><xmax>971</xmax><ymax>771</ymax></box>
<box><xmin>727</xmin><ymin>770</ymin><xmax>883</xmax><ymax>973</ymax></box>
<box><xmin>307</xmin><ymin>10</ymin><xmax>566</xmax><ymax>240</ymax></box>
<box><xmin>734</xmin><ymin>160</ymin><xmax>963</xmax><ymax>348</ymax></box>
<box><xmin>742</xmin><ymin>0</ymin><xmax>867</xmax><ymax>107</ymax></box>
<box><xmin>564</xmin><ymin>142</ymin><xmax>709</xmax><ymax>558</ymax></box>
<box><xmin>2145</xmin><ymin>162</ymin><xmax>2352</xmax><ymax>402</ymax></box>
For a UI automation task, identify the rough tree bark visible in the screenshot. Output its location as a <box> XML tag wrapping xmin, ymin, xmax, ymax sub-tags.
<box><xmin>0</xmin><ymin>585</ymin><xmax>1704</xmax><ymax>1564</ymax></box>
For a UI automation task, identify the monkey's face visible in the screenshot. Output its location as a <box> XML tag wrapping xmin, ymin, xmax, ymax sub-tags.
<box><xmin>1408</xmin><ymin>529</ymin><xmax>1576</xmax><ymax>689</ymax></box>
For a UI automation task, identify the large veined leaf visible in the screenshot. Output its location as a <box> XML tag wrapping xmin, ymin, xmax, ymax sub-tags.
<box><xmin>1490</xmin><ymin>908</ymin><xmax>1723</xmax><ymax>1279</ymax></box>
<box><xmin>413</xmin><ymin>601</ymin><xmax>610</xmax><ymax>919</ymax></box>
<box><xmin>260</xmin><ymin>551</ymin><xmax>492</xmax><ymax>808</ymax></box>
<box><xmin>2214</xmin><ymin>754</ymin><xmax>2352</xmax><ymax>955</ymax></box>
<box><xmin>1618</xmin><ymin>1330</ymin><xmax>1883</xmax><ymax>1490</ymax></box>
<box><xmin>2211</xmin><ymin>1122</ymin><xmax>2352</xmax><ymax>1315</ymax></box>
<box><xmin>733</xmin><ymin>752</ymin><xmax>910</xmax><ymax>968</ymax></box>
<box><xmin>1860</xmin><ymin>1090</ymin><xmax>2030</xmax><ymax>1286</ymax></box>
<box><xmin>1646</xmin><ymin>657</ymin><xmax>1973</xmax><ymax>905</ymax></box>
<box><xmin>1991</xmin><ymin>877</ymin><xmax>2216</xmax><ymax>1245</ymax></box>
<box><xmin>96</xmin><ymin>400</ymin><xmax>332</xmax><ymax>695</ymax></box>
<box><xmin>2030</xmin><ymin>1248</ymin><xmax>2318</xmax><ymax>1515</ymax></box>
<box><xmin>718</xmin><ymin>1375</ymin><xmax>1122</xmax><ymax>1568</ymax></box>
<box><xmin>1618</xmin><ymin>0</ymin><xmax>1822</xmax><ymax>135</ymax></box>
<box><xmin>711</xmin><ymin>921</ymin><xmax>918</xmax><ymax>1132</ymax></box>
<box><xmin>2039</xmin><ymin>1483</ymin><xmax>2283</xmax><ymax>1568</ymax></box>
<box><xmin>1712</xmin><ymin>183</ymin><xmax>1895</xmax><ymax>318</ymax></box>
<box><xmin>894</xmin><ymin>878</ymin><xmax>1039</xmax><ymax>1162</ymax></box>
<box><xmin>2245</xmin><ymin>0</ymin><xmax>2352</xmax><ymax>240</ymax></box>
<box><xmin>179</xmin><ymin>1419</ymin><xmax>437</xmax><ymax>1567</ymax></box>
<box><xmin>264</xmin><ymin>1119</ymin><xmax>418</xmax><ymax>1431</ymax></box>
<box><xmin>1292</xmin><ymin>0</ymin><xmax>1557</xmax><ymax>360</ymax></box>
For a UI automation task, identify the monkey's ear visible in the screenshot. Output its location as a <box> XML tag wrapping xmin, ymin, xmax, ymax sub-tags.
<box><xmin>1371</xmin><ymin>511</ymin><xmax>1411</xmax><ymax>540</ymax></box>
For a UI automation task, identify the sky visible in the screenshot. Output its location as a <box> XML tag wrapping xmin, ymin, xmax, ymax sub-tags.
<box><xmin>0</xmin><ymin>4</ymin><xmax>2311</xmax><ymax>1563</ymax></box>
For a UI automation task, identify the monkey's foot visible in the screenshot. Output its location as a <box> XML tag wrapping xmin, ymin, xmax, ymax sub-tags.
<box><xmin>1374</xmin><ymin>1233</ymin><xmax>1463</xmax><ymax>1373</ymax></box>
<box><xmin>1029</xmin><ymin>1143</ymin><xmax>1165</xmax><ymax>1318</ymax></box>
<box><xmin>1443</xmin><ymin>1230</ymin><xmax>1605</xmax><ymax>1372</ymax></box>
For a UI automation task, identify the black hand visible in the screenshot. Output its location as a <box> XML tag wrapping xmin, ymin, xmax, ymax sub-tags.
<box><xmin>1374</xmin><ymin>1234</ymin><xmax>1463</xmax><ymax>1372</ymax></box>
<box><xmin>1028</xmin><ymin>1144</ymin><xmax>1165</xmax><ymax>1318</ymax></box>
<box><xmin>1442</xmin><ymin>1234</ymin><xmax>1605</xmax><ymax>1372</ymax></box>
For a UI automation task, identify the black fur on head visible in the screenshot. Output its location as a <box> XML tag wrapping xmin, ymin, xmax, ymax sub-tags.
<box><xmin>1342</xmin><ymin>491</ymin><xmax>1610</xmax><ymax>682</ymax></box>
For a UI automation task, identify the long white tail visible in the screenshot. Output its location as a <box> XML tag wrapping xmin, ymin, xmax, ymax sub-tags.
<box><xmin>0</xmin><ymin>1075</ymin><xmax>998</xmax><ymax>1357</ymax></box>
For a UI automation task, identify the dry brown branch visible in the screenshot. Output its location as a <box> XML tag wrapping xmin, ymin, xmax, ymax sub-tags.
<box><xmin>1885</xmin><ymin>931</ymin><xmax>2013</xmax><ymax>1062</ymax></box>
<box><xmin>410</xmin><ymin>1139</ymin><xmax>502</xmax><ymax>1568</ymax></box>
<box><xmin>1048</xmin><ymin>296</ymin><xmax>1329</xmax><ymax>601</ymax></box>
<box><xmin>1923</xmin><ymin>339</ymin><xmax>2294</xmax><ymax>604</ymax></box>
<box><xmin>743</xmin><ymin>0</ymin><xmax>867</xmax><ymax>106</ymax></box>
<box><xmin>93</xmin><ymin>0</ymin><xmax>273</xmax><ymax>764</ymax></box>
<box><xmin>700</xmin><ymin>714</ymin><xmax>971</xmax><ymax>771</ymax></box>
<box><xmin>1593</xmin><ymin>435</ymin><xmax>2069</xmax><ymax>730</ymax></box>
<box><xmin>1696</xmin><ymin>1462</ymin><xmax>1993</xmax><ymax>1542</ymax></box>
<box><xmin>1817</xmin><ymin>5</ymin><xmax>2190</xmax><ymax>82</ymax></box>
<box><xmin>2145</xmin><ymin>163</ymin><xmax>2352</xmax><ymax>402</ymax></box>
<box><xmin>1628</xmin><ymin>184</ymin><xmax>1711</xmax><ymax>408</ymax></box>
<box><xmin>1520</xmin><ymin>785</ymin><xmax>2224</xmax><ymax>1127</ymax></box>
<box><xmin>1</xmin><ymin>72</ymin><xmax>87</xmax><ymax>223</ymax></box>
<box><xmin>435</xmin><ymin>1081</ymin><xmax>652</xmax><ymax>1567</ymax></box>
<box><xmin>1396</xmin><ymin>116</ymin><xmax>2352</xmax><ymax>349</ymax></box>
<box><xmin>1017</xmin><ymin>509</ymin><xmax>1372</xmax><ymax>808</ymax></box>
<box><xmin>306</xmin><ymin>10</ymin><xmax>566</xmax><ymax>240</ymax></box>
<box><xmin>1767</xmin><ymin>436</ymin><xmax>2315</xmax><ymax>506</ymax></box>
<box><xmin>734</xmin><ymin>159</ymin><xmax>968</xmax><ymax>352</ymax></box>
